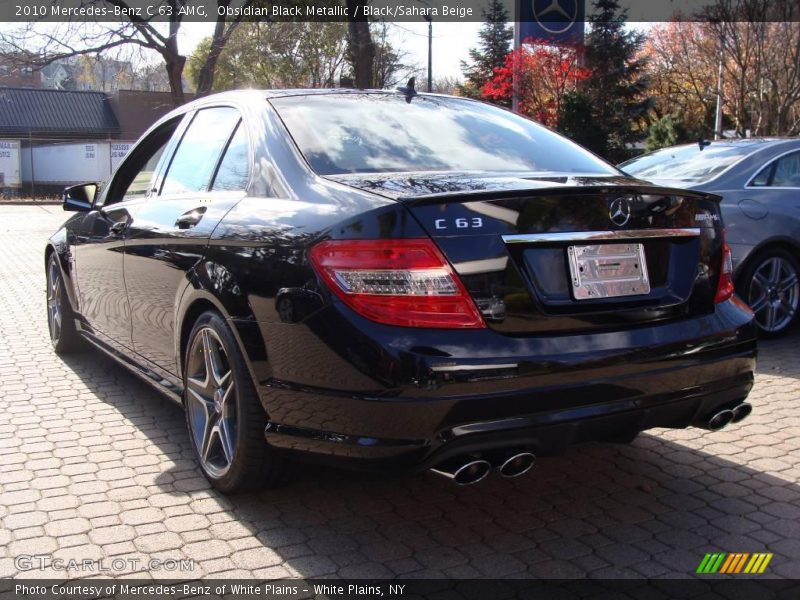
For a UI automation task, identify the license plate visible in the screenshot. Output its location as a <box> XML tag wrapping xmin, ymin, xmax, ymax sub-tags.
<box><xmin>567</xmin><ymin>243</ymin><xmax>650</xmax><ymax>300</ymax></box>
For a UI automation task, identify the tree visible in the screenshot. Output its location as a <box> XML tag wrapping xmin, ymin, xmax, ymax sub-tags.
<box><xmin>0</xmin><ymin>0</ymin><xmax>249</xmax><ymax>106</ymax></box>
<box><xmin>481</xmin><ymin>42</ymin><xmax>590</xmax><ymax>126</ymax></box>
<box><xmin>191</xmin><ymin>0</ymin><xmax>250</xmax><ymax>96</ymax></box>
<box><xmin>643</xmin><ymin>23</ymin><xmax>718</xmax><ymax>140</ymax></box>
<box><xmin>346</xmin><ymin>0</ymin><xmax>375</xmax><ymax>88</ymax></box>
<box><xmin>432</xmin><ymin>76</ymin><xmax>462</xmax><ymax>95</ymax></box>
<box><xmin>644</xmin><ymin>5</ymin><xmax>800</xmax><ymax>139</ymax></box>
<box><xmin>187</xmin><ymin>22</ymin><xmax>349</xmax><ymax>91</ymax></box>
<box><xmin>557</xmin><ymin>91</ymin><xmax>606</xmax><ymax>151</ymax></box>
<box><xmin>459</xmin><ymin>0</ymin><xmax>513</xmax><ymax>102</ymax></box>
<box><xmin>370</xmin><ymin>22</ymin><xmax>419</xmax><ymax>89</ymax></box>
<box><xmin>582</xmin><ymin>0</ymin><xmax>652</xmax><ymax>160</ymax></box>
<box><xmin>645</xmin><ymin>114</ymin><xmax>690</xmax><ymax>151</ymax></box>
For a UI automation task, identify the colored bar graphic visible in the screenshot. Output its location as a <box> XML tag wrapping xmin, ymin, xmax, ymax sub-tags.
<box><xmin>758</xmin><ymin>553</ymin><xmax>773</xmax><ymax>573</ymax></box>
<box><xmin>719</xmin><ymin>553</ymin><xmax>736</xmax><ymax>573</ymax></box>
<box><xmin>710</xmin><ymin>553</ymin><xmax>726</xmax><ymax>573</ymax></box>
<box><xmin>696</xmin><ymin>553</ymin><xmax>714</xmax><ymax>574</ymax></box>
<box><xmin>733</xmin><ymin>553</ymin><xmax>749</xmax><ymax>573</ymax></box>
<box><xmin>698</xmin><ymin>552</ymin><xmax>773</xmax><ymax>575</ymax></box>
<box><xmin>697</xmin><ymin>553</ymin><xmax>726</xmax><ymax>573</ymax></box>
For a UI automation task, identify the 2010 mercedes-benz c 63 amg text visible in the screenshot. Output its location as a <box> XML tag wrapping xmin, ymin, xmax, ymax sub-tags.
<box><xmin>45</xmin><ymin>89</ymin><xmax>757</xmax><ymax>491</ymax></box>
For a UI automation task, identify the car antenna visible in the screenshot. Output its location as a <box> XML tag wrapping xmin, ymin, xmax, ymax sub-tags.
<box><xmin>396</xmin><ymin>77</ymin><xmax>417</xmax><ymax>103</ymax></box>
<box><xmin>698</xmin><ymin>137</ymin><xmax>711</xmax><ymax>151</ymax></box>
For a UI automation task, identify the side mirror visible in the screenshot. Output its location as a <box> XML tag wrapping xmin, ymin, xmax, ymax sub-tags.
<box><xmin>63</xmin><ymin>183</ymin><xmax>97</xmax><ymax>212</ymax></box>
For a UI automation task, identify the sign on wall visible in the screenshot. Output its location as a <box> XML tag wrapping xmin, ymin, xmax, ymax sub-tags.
<box><xmin>0</xmin><ymin>139</ymin><xmax>21</xmax><ymax>188</ymax></box>
<box><xmin>519</xmin><ymin>0</ymin><xmax>585</xmax><ymax>46</ymax></box>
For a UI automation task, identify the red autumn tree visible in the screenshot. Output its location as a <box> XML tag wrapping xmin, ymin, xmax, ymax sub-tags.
<box><xmin>482</xmin><ymin>39</ymin><xmax>590</xmax><ymax>126</ymax></box>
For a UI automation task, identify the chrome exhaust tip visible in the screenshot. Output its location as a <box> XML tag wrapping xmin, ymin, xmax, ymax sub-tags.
<box><xmin>498</xmin><ymin>452</ymin><xmax>536</xmax><ymax>479</ymax></box>
<box><xmin>706</xmin><ymin>409</ymin><xmax>735</xmax><ymax>431</ymax></box>
<box><xmin>731</xmin><ymin>402</ymin><xmax>752</xmax><ymax>423</ymax></box>
<box><xmin>430</xmin><ymin>457</ymin><xmax>492</xmax><ymax>486</ymax></box>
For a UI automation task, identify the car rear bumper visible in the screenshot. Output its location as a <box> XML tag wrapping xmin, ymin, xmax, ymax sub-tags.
<box><xmin>249</xmin><ymin>298</ymin><xmax>757</xmax><ymax>471</ymax></box>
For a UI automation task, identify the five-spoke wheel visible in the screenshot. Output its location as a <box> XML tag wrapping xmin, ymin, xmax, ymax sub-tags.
<box><xmin>742</xmin><ymin>250</ymin><xmax>800</xmax><ymax>337</ymax></box>
<box><xmin>47</xmin><ymin>257</ymin><xmax>63</xmax><ymax>344</ymax></box>
<box><xmin>183</xmin><ymin>311</ymin><xmax>286</xmax><ymax>492</ymax></box>
<box><xmin>186</xmin><ymin>327</ymin><xmax>237</xmax><ymax>478</ymax></box>
<box><xmin>46</xmin><ymin>253</ymin><xmax>81</xmax><ymax>353</ymax></box>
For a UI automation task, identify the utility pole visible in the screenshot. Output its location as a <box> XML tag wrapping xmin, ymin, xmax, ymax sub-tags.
<box><xmin>714</xmin><ymin>31</ymin><xmax>725</xmax><ymax>139</ymax></box>
<box><xmin>425</xmin><ymin>14</ymin><xmax>433</xmax><ymax>92</ymax></box>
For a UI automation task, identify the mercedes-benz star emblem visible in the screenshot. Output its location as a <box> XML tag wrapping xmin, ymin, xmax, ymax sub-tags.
<box><xmin>609</xmin><ymin>197</ymin><xmax>632</xmax><ymax>227</ymax></box>
<box><xmin>533</xmin><ymin>0</ymin><xmax>579</xmax><ymax>35</ymax></box>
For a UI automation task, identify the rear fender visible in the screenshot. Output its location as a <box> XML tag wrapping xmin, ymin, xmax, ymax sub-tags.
<box><xmin>174</xmin><ymin>268</ymin><xmax>270</xmax><ymax>396</ymax></box>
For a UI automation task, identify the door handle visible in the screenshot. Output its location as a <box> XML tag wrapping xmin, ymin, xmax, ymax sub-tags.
<box><xmin>175</xmin><ymin>207</ymin><xmax>207</xmax><ymax>229</ymax></box>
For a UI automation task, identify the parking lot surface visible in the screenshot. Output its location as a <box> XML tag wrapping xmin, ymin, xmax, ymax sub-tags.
<box><xmin>1</xmin><ymin>205</ymin><xmax>799</xmax><ymax>580</ymax></box>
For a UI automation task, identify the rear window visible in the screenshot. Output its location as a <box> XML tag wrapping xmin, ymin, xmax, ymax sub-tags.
<box><xmin>271</xmin><ymin>94</ymin><xmax>617</xmax><ymax>176</ymax></box>
<box><xmin>620</xmin><ymin>144</ymin><xmax>757</xmax><ymax>183</ymax></box>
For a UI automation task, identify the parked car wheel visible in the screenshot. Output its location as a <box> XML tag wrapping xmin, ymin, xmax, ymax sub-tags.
<box><xmin>183</xmin><ymin>311</ymin><xmax>286</xmax><ymax>492</ymax></box>
<box><xmin>739</xmin><ymin>248</ymin><xmax>800</xmax><ymax>337</ymax></box>
<box><xmin>46</xmin><ymin>254</ymin><xmax>82</xmax><ymax>354</ymax></box>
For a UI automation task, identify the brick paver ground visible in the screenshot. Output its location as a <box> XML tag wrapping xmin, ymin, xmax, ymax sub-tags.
<box><xmin>1</xmin><ymin>205</ymin><xmax>799</xmax><ymax>579</ymax></box>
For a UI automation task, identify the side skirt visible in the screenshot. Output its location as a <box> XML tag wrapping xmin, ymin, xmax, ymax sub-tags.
<box><xmin>77</xmin><ymin>327</ymin><xmax>184</xmax><ymax>406</ymax></box>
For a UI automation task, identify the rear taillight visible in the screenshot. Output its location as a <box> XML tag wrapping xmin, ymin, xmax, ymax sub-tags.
<box><xmin>715</xmin><ymin>232</ymin><xmax>735</xmax><ymax>304</ymax></box>
<box><xmin>308</xmin><ymin>239</ymin><xmax>485</xmax><ymax>328</ymax></box>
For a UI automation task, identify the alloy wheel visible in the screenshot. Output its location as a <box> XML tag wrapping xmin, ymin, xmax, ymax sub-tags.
<box><xmin>185</xmin><ymin>327</ymin><xmax>237</xmax><ymax>478</ymax></box>
<box><xmin>47</xmin><ymin>260</ymin><xmax>63</xmax><ymax>344</ymax></box>
<box><xmin>748</xmin><ymin>256</ymin><xmax>799</xmax><ymax>334</ymax></box>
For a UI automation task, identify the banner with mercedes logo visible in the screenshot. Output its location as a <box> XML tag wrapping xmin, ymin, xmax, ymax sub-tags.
<box><xmin>519</xmin><ymin>0</ymin><xmax>585</xmax><ymax>46</ymax></box>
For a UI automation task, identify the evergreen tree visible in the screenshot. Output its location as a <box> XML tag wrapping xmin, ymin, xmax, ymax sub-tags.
<box><xmin>557</xmin><ymin>91</ymin><xmax>606</xmax><ymax>153</ymax></box>
<box><xmin>459</xmin><ymin>0</ymin><xmax>513</xmax><ymax>102</ymax></box>
<box><xmin>645</xmin><ymin>114</ymin><xmax>689</xmax><ymax>151</ymax></box>
<box><xmin>581</xmin><ymin>0</ymin><xmax>652</xmax><ymax>161</ymax></box>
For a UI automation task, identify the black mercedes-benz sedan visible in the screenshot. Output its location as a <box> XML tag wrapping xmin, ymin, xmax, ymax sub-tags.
<box><xmin>46</xmin><ymin>89</ymin><xmax>757</xmax><ymax>492</ymax></box>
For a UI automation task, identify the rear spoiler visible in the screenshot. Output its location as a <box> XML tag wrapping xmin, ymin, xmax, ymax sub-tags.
<box><xmin>399</xmin><ymin>185</ymin><xmax>723</xmax><ymax>207</ymax></box>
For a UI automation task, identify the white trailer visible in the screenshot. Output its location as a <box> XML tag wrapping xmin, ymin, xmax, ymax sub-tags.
<box><xmin>21</xmin><ymin>142</ymin><xmax>112</xmax><ymax>185</ymax></box>
<box><xmin>110</xmin><ymin>142</ymin><xmax>134</xmax><ymax>173</ymax></box>
<box><xmin>0</xmin><ymin>139</ymin><xmax>22</xmax><ymax>189</ymax></box>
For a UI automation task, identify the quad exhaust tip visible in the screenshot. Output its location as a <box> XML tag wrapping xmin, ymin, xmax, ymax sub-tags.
<box><xmin>429</xmin><ymin>457</ymin><xmax>492</xmax><ymax>486</ymax></box>
<box><xmin>701</xmin><ymin>402</ymin><xmax>752</xmax><ymax>431</ymax></box>
<box><xmin>497</xmin><ymin>452</ymin><xmax>536</xmax><ymax>479</ymax></box>
<box><xmin>706</xmin><ymin>409</ymin><xmax>735</xmax><ymax>431</ymax></box>
<box><xmin>430</xmin><ymin>450</ymin><xmax>536</xmax><ymax>485</ymax></box>
<box><xmin>732</xmin><ymin>402</ymin><xmax>752</xmax><ymax>423</ymax></box>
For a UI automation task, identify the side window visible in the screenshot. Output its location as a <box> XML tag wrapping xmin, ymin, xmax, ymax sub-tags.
<box><xmin>750</xmin><ymin>164</ymin><xmax>772</xmax><ymax>187</ymax></box>
<box><xmin>160</xmin><ymin>107</ymin><xmax>240</xmax><ymax>195</ymax></box>
<box><xmin>770</xmin><ymin>151</ymin><xmax>800</xmax><ymax>187</ymax></box>
<box><xmin>211</xmin><ymin>122</ymin><xmax>250</xmax><ymax>192</ymax></box>
<box><xmin>106</xmin><ymin>119</ymin><xmax>179</xmax><ymax>205</ymax></box>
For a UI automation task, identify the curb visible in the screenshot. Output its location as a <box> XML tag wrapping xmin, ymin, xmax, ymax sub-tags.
<box><xmin>0</xmin><ymin>201</ymin><xmax>62</xmax><ymax>206</ymax></box>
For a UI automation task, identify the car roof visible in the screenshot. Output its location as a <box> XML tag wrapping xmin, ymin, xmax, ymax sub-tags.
<box><xmin>621</xmin><ymin>137</ymin><xmax>800</xmax><ymax>169</ymax></box>
<box><xmin>182</xmin><ymin>88</ymin><xmax>456</xmax><ymax>104</ymax></box>
<box><xmin>652</xmin><ymin>138</ymin><xmax>797</xmax><ymax>152</ymax></box>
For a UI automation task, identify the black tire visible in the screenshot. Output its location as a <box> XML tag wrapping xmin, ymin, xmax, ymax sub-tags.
<box><xmin>46</xmin><ymin>253</ymin><xmax>83</xmax><ymax>354</ymax></box>
<box><xmin>737</xmin><ymin>248</ymin><xmax>800</xmax><ymax>338</ymax></box>
<box><xmin>183</xmin><ymin>310</ymin><xmax>286</xmax><ymax>492</ymax></box>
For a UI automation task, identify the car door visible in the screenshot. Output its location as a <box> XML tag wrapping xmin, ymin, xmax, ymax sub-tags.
<box><xmin>71</xmin><ymin>117</ymin><xmax>183</xmax><ymax>347</ymax></box>
<box><xmin>124</xmin><ymin>106</ymin><xmax>251</xmax><ymax>375</ymax></box>
<box><xmin>743</xmin><ymin>149</ymin><xmax>800</xmax><ymax>243</ymax></box>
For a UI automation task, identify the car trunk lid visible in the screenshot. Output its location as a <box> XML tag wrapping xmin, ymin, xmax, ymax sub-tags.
<box><xmin>327</xmin><ymin>173</ymin><xmax>725</xmax><ymax>334</ymax></box>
